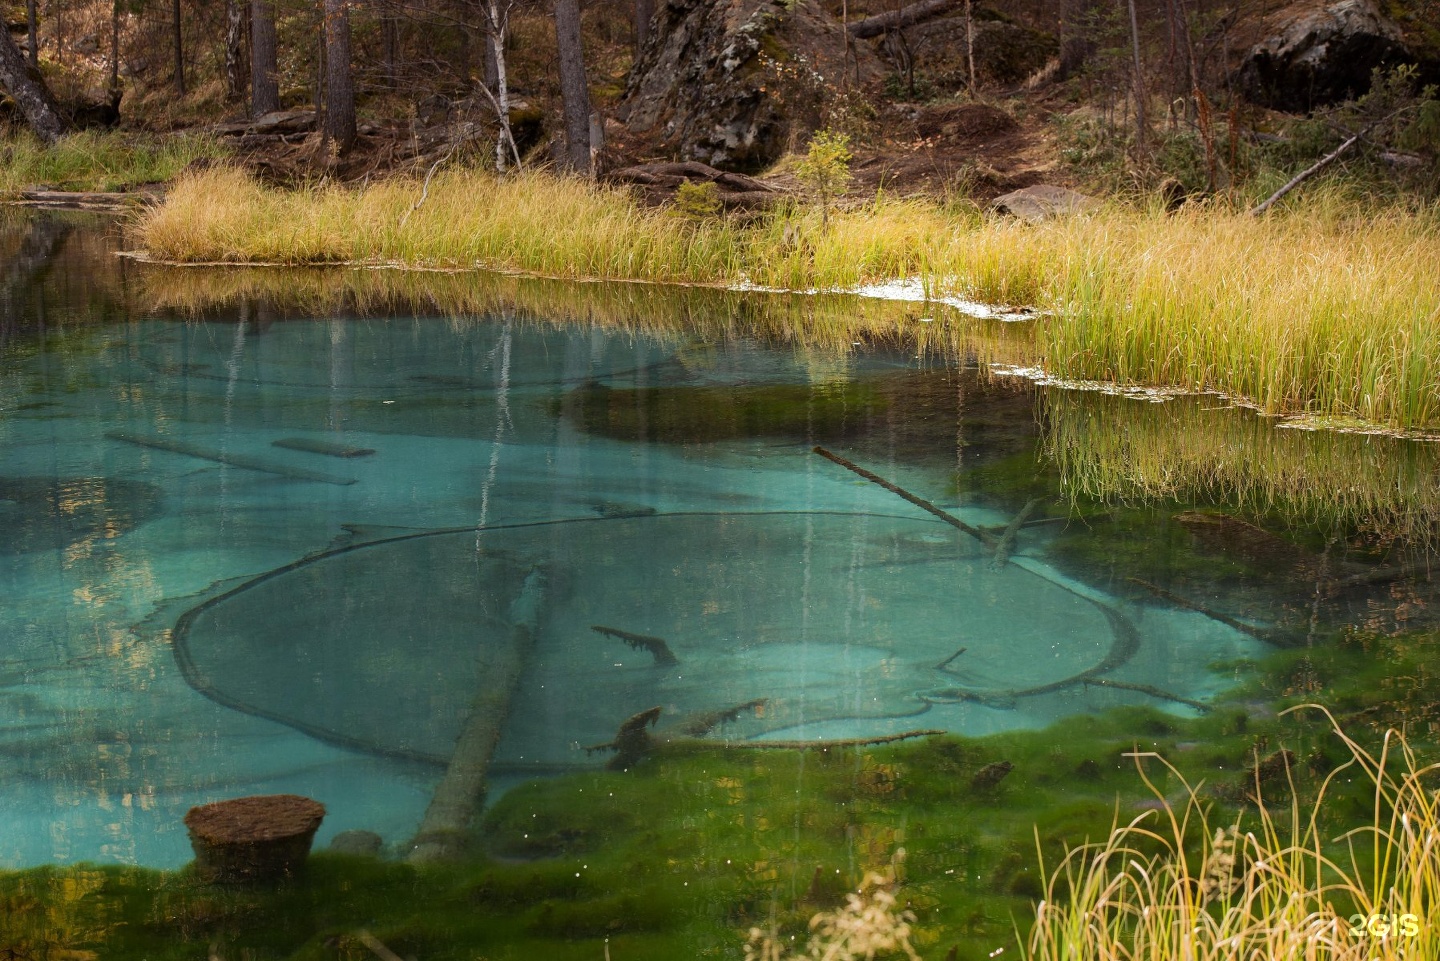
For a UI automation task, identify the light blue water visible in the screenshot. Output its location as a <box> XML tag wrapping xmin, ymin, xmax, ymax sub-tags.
<box><xmin>0</xmin><ymin>218</ymin><xmax>1263</xmax><ymax>869</ymax></box>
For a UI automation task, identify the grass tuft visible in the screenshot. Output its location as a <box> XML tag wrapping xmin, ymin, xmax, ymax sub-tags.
<box><xmin>1023</xmin><ymin>706</ymin><xmax>1440</xmax><ymax>961</ymax></box>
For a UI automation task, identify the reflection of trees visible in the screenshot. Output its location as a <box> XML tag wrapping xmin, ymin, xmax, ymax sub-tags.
<box><xmin>1044</xmin><ymin>389</ymin><xmax>1440</xmax><ymax>554</ymax></box>
<box><xmin>0</xmin><ymin>214</ymin><xmax>71</xmax><ymax>350</ymax></box>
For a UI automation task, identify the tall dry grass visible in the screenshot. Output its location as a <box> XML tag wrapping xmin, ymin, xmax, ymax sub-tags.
<box><xmin>136</xmin><ymin>168</ymin><xmax>1440</xmax><ymax>429</ymax></box>
<box><xmin>1022</xmin><ymin>707</ymin><xmax>1440</xmax><ymax>961</ymax></box>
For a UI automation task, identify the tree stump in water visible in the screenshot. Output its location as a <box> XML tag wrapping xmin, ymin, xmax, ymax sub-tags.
<box><xmin>184</xmin><ymin>794</ymin><xmax>326</xmax><ymax>884</ymax></box>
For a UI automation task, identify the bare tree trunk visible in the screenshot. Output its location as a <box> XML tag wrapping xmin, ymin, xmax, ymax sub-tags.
<box><xmin>26</xmin><ymin>0</ymin><xmax>38</xmax><ymax>68</ymax></box>
<box><xmin>0</xmin><ymin>26</ymin><xmax>66</xmax><ymax>144</ymax></box>
<box><xmin>322</xmin><ymin>0</ymin><xmax>356</xmax><ymax>151</ymax></box>
<box><xmin>634</xmin><ymin>0</ymin><xmax>653</xmax><ymax>50</ymax></box>
<box><xmin>110</xmin><ymin>0</ymin><xmax>121</xmax><ymax>95</ymax></box>
<box><xmin>251</xmin><ymin>0</ymin><xmax>280</xmax><ymax>115</ymax></box>
<box><xmin>1126</xmin><ymin>0</ymin><xmax>1147</xmax><ymax>158</ymax></box>
<box><xmin>964</xmin><ymin>0</ymin><xmax>975</xmax><ymax>93</ymax></box>
<box><xmin>553</xmin><ymin>0</ymin><xmax>592</xmax><ymax>174</ymax></box>
<box><xmin>381</xmin><ymin>9</ymin><xmax>399</xmax><ymax>87</ymax></box>
<box><xmin>172</xmin><ymin>0</ymin><xmax>185</xmax><ymax>94</ymax></box>
<box><xmin>226</xmin><ymin>0</ymin><xmax>250</xmax><ymax>102</ymax></box>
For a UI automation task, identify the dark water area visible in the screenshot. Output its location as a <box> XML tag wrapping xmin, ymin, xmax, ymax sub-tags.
<box><xmin>2</xmin><ymin>211</ymin><xmax>1438</xmax><ymax>959</ymax></box>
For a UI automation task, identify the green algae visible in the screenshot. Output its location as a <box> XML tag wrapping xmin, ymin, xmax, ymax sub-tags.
<box><xmin>8</xmin><ymin>626</ymin><xmax>1438</xmax><ymax>961</ymax></box>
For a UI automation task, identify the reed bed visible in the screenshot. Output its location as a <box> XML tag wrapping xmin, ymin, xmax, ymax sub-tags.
<box><xmin>136</xmin><ymin>168</ymin><xmax>1440</xmax><ymax>429</ymax></box>
<box><xmin>1022</xmin><ymin>707</ymin><xmax>1440</xmax><ymax>961</ymax></box>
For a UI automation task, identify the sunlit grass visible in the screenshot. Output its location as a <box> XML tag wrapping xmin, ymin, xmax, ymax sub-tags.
<box><xmin>1022</xmin><ymin>707</ymin><xmax>1440</xmax><ymax>961</ymax></box>
<box><xmin>0</xmin><ymin>130</ymin><xmax>227</xmax><ymax>193</ymax></box>
<box><xmin>136</xmin><ymin>168</ymin><xmax>1440</xmax><ymax>429</ymax></box>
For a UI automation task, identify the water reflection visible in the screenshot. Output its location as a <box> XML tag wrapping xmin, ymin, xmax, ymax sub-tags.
<box><xmin>0</xmin><ymin>211</ymin><xmax>1435</xmax><ymax>890</ymax></box>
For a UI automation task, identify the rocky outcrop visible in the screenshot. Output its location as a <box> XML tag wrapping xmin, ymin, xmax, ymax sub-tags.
<box><xmin>1236</xmin><ymin>0</ymin><xmax>1410</xmax><ymax>112</ymax></box>
<box><xmin>619</xmin><ymin>0</ymin><xmax>882</xmax><ymax>172</ymax></box>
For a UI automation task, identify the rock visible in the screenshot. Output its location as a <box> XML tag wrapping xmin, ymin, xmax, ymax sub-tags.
<box><xmin>970</xmin><ymin>759</ymin><xmax>1013</xmax><ymax>790</ymax></box>
<box><xmin>990</xmin><ymin>184</ymin><xmax>1097</xmax><ymax>222</ymax></box>
<box><xmin>329</xmin><ymin>829</ymin><xmax>385</xmax><ymax>856</ymax></box>
<box><xmin>1236</xmin><ymin>0</ymin><xmax>1410</xmax><ymax>112</ymax></box>
<box><xmin>184</xmin><ymin>794</ymin><xmax>326</xmax><ymax>884</ymax></box>
<box><xmin>619</xmin><ymin>0</ymin><xmax>884</xmax><ymax>171</ymax></box>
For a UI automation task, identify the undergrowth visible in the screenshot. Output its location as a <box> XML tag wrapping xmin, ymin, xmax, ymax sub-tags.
<box><xmin>0</xmin><ymin>130</ymin><xmax>226</xmax><ymax>193</ymax></box>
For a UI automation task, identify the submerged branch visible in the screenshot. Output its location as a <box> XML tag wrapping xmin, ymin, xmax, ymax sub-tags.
<box><xmin>591</xmin><ymin>624</ymin><xmax>680</xmax><ymax>666</ymax></box>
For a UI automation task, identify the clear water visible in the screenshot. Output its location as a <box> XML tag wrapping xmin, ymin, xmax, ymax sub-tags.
<box><xmin>1</xmin><ymin>212</ymin><xmax>1434</xmax><ymax>875</ymax></box>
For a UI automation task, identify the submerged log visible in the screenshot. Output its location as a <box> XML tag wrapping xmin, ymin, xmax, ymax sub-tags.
<box><xmin>184</xmin><ymin>794</ymin><xmax>325</xmax><ymax>884</ymax></box>
<box><xmin>106</xmin><ymin>430</ymin><xmax>356</xmax><ymax>486</ymax></box>
<box><xmin>990</xmin><ymin>497</ymin><xmax>1041</xmax><ymax>569</ymax></box>
<box><xmin>812</xmin><ymin>447</ymin><xmax>999</xmax><ymax>548</ymax></box>
<box><xmin>271</xmin><ymin>436</ymin><xmax>376</xmax><ymax>459</ymax></box>
<box><xmin>409</xmin><ymin>567</ymin><xmax>545</xmax><ymax>861</ymax></box>
<box><xmin>591</xmin><ymin>624</ymin><xmax>680</xmax><ymax>666</ymax></box>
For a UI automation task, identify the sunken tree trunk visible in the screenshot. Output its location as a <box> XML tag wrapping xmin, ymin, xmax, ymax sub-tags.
<box><xmin>172</xmin><ymin>0</ymin><xmax>185</xmax><ymax>94</ymax></box>
<box><xmin>251</xmin><ymin>0</ymin><xmax>280</xmax><ymax>115</ymax></box>
<box><xmin>553</xmin><ymin>0</ymin><xmax>592</xmax><ymax>173</ymax></box>
<box><xmin>322</xmin><ymin>0</ymin><xmax>356</xmax><ymax>151</ymax></box>
<box><xmin>226</xmin><ymin>0</ymin><xmax>250</xmax><ymax>102</ymax></box>
<box><xmin>0</xmin><ymin>26</ymin><xmax>65</xmax><ymax>144</ymax></box>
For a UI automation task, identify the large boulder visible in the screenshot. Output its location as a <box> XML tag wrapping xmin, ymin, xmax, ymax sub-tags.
<box><xmin>1236</xmin><ymin>0</ymin><xmax>1410</xmax><ymax>112</ymax></box>
<box><xmin>619</xmin><ymin>0</ymin><xmax>883</xmax><ymax>172</ymax></box>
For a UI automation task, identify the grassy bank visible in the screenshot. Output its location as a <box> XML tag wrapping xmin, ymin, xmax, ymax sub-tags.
<box><xmin>0</xmin><ymin>131</ymin><xmax>226</xmax><ymax>194</ymax></box>
<box><xmin>136</xmin><ymin>168</ymin><xmax>1440</xmax><ymax>430</ymax></box>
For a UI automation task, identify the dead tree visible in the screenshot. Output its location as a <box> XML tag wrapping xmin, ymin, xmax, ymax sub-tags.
<box><xmin>226</xmin><ymin>0</ymin><xmax>250</xmax><ymax>102</ymax></box>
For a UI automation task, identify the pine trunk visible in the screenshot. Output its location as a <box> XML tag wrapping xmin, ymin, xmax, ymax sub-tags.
<box><xmin>172</xmin><ymin>0</ymin><xmax>185</xmax><ymax>94</ymax></box>
<box><xmin>553</xmin><ymin>0</ymin><xmax>592</xmax><ymax>174</ymax></box>
<box><xmin>322</xmin><ymin>0</ymin><xmax>356</xmax><ymax>151</ymax></box>
<box><xmin>226</xmin><ymin>0</ymin><xmax>250</xmax><ymax>102</ymax></box>
<box><xmin>250</xmin><ymin>0</ymin><xmax>280</xmax><ymax>116</ymax></box>
<box><xmin>0</xmin><ymin>25</ymin><xmax>66</xmax><ymax>144</ymax></box>
<box><xmin>634</xmin><ymin>0</ymin><xmax>653</xmax><ymax>50</ymax></box>
<box><xmin>26</xmin><ymin>0</ymin><xmax>38</xmax><ymax>68</ymax></box>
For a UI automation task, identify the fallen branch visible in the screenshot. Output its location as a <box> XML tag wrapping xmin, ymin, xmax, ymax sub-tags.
<box><xmin>398</xmin><ymin>142</ymin><xmax>459</xmax><ymax>229</ymax></box>
<box><xmin>1125</xmin><ymin>576</ymin><xmax>1282</xmax><ymax>645</ymax></box>
<box><xmin>812</xmin><ymin>447</ymin><xmax>998</xmax><ymax>548</ymax></box>
<box><xmin>935</xmin><ymin>647</ymin><xmax>967</xmax><ymax>671</ymax></box>
<box><xmin>847</xmin><ymin>0</ymin><xmax>956</xmax><ymax>38</ymax></box>
<box><xmin>990</xmin><ymin>497</ymin><xmax>1041</xmax><ymax>569</ymax></box>
<box><xmin>1083</xmin><ymin>677</ymin><xmax>1211</xmax><ymax>713</ymax></box>
<box><xmin>740</xmin><ymin>729</ymin><xmax>945</xmax><ymax>750</ymax></box>
<box><xmin>1250</xmin><ymin>107</ymin><xmax>1411</xmax><ymax>215</ymax></box>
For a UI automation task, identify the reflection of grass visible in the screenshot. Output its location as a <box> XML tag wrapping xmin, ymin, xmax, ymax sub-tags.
<box><xmin>0</xmin><ymin>131</ymin><xmax>226</xmax><ymax>193</ymax></box>
<box><xmin>1044</xmin><ymin>391</ymin><xmax>1440</xmax><ymax>550</ymax></box>
<box><xmin>137</xmin><ymin>260</ymin><xmax>1038</xmax><ymax>367</ymax></box>
<box><xmin>1023</xmin><ymin>707</ymin><xmax>1440</xmax><ymax>961</ymax></box>
<box><xmin>138</xmin><ymin>169</ymin><xmax>1440</xmax><ymax>428</ymax></box>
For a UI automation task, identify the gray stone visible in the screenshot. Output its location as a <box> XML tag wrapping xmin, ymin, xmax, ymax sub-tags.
<box><xmin>990</xmin><ymin>184</ymin><xmax>1097</xmax><ymax>223</ymax></box>
<box><xmin>329</xmin><ymin>829</ymin><xmax>384</xmax><ymax>856</ymax></box>
<box><xmin>619</xmin><ymin>0</ymin><xmax>884</xmax><ymax>171</ymax></box>
<box><xmin>1237</xmin><ymin>0</ymin><xmax>1409</xmax><ymax>112</ymax></box>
